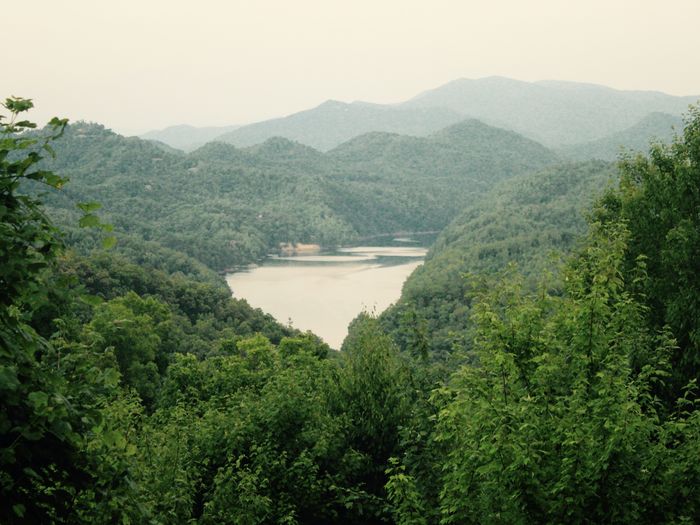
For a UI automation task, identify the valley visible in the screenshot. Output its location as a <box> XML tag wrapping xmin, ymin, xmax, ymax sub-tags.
<box><xmin>41</xmin><ymin>115</ymin><xmax>557</xmax><ymax>271</ymax></box>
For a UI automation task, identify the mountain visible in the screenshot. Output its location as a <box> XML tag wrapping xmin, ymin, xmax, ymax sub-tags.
<box><xmin>557</xmin><ymin>112</ymin><xmax>685</xmax><ymax>161</ymax></box>
<box><xmin>402</xmin><ymin>76</ymin><xmax>696</xmax><ymax>146</ymax></box>
<box><xmin>317</xmin><ymin>119</ymin><xmax>558</xmax><ymax>236</ymax></box>
<box><xmin>215</xmin><ymin>101</ymin><xmax>465</xmax><ymax>151</ymax></box>
<box><xmin>204</xmin><ymin>77</ymin><xmax>697</xmax><ymax>152</ymax></box>
<box><xmin>324</xmin><ymin>119</ymin><xmax>558</xmax><ymax>232</ymax></box>
<box><xmin>40</xmin><ymin>118</ymin><xmax>557</xmax><ymax>271</ymax></box>
<box><xmin>140</xmin><ymin>124</ymin><xmax>240</xmax><ymax>151</ymax></box>
<box><xmin>330</xmin><ymin>118</ymin><xmax>549</xmax><ymax>171</ymax></box>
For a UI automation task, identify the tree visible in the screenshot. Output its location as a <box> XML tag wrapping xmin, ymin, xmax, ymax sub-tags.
<box><xmin>432</xmin><ymin>220</ymin><xmax>700</xmax><ymax>523</ymax></box>
<box><xmin>0</xmin><ymin>98</ymin><xmax>141</xmax><ymax>523</ymax></box>
<box><xmin>84</xmin><ymin>293</ymin><xmax>165</xmax><ymax>405</ymax></box>
<box><xmin>0</xmin><ymin>97</ymin><xmax>83</xmax><ymax>522</ymax></box>
<box><xmin>337</xmin><ymin>314</ymin><xmax>414</xmax><ymax>522</ymax></box>
<box><xmin>596</xmin><ymin>105</ymin><xmax>700</xmax><ymax>401</ymax></box>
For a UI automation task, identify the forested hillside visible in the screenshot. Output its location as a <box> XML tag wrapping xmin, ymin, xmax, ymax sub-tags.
<box><xmin>40</xmin><ymin>118</ymin><xmax>557</xmax><ymax>270</ymax></box>
<box><xmin>378</xmin><ymin>160</ymin><xmax>617</xmax><ymax>359</ymax></box>
<box><xmin>141</xmin><ymin>124</ymin><xmax>240</xmax><ymax>152</ymax></box>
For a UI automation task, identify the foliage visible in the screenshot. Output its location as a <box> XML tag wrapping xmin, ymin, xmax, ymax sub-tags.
<box><xmin>425</xmin><ymin>222</ymin><xmax>699</xmax><ymax>523</ymax></box>
<box><xmin>0</xmin><ymin>98</ymin><xmax>141</xmax><ymax>523</ymax></box>
<box><xmin>595</xmin><ymin>105</ymin><xmax>700</xmax><ymax>401</ymax></box>
<box><xmin>5</xmin><ymin>96</ymin><xmax>700</xmax><ymax>524</ymax></box>
<box><xmin>337</xmin><ymin>315</ymin><xmax>415</xmax><ymax>519</ymax></box>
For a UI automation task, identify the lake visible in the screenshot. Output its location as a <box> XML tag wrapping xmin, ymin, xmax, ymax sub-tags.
<box><xmin>225</xmin><ymin>242</ymin><xmax>428</xmax><ymax>348</ymax></box>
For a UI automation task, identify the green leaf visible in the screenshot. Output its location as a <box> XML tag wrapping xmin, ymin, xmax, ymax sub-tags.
<box><xmin>77</xmin><ymin>201</ymin><xmax>102</xmax><ymax>213</ymax></box>
<box><xmin>4</xmin><ymin>97</ymin><xmax>33</xmax><ymax>113</ymax></box>
<box><xmin>103</xmin><ymin>429</ymin><xmax>127</xmax><ymax>449</ymax></box>
<box><xmin>28</xmin><ymin>391</ymin><xmax>49</xmax><ymax>411</ymax></box>
<box><xmin>0</xmin><ymin>366</ymin><xmax>20</xmax><ymax>391</ymax></box>
<box><xmin>102</xmin><ymin>235</ymin><xmax>117</xmax><ymax>249</ymax></box>
<box><xmin>42</xmin><ymin>143</ymin><xmax>56</xmax><ymax>157</ymax></box>
<box><xmin>79</xmin><ymin>214</ymin><xmax>101</xmax><ymax>228</ymax></box>
<box><xmin>102</xmin><ymin>367</ymin><xmax>120</xmax><ymax>388</ymax></box>
<box><xmin>14</xmin><ymin>120</ymin><xmax>37</xmax><ymax>129</ymax></box>
<box><xmin>43</xmin><ymin>172</ymin><xmax>67</xmax><ymax>189</ymax></box>
<box><xmin>79</xmin><ymin>293</ymin><xmax>104</xmax><ymax>306</ymax></box>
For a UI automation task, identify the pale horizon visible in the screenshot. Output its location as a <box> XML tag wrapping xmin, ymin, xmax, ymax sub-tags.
<box><xmin>4</xmin><ymin>0</ymin><xmax>700</xmax><ymax>135</ymax></box>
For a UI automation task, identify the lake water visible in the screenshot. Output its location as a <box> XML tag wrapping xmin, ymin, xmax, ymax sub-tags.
<box><xmin>225</xmin><ymin>243</ymin><xmax>428</xmax><ymax>348</ymax></box>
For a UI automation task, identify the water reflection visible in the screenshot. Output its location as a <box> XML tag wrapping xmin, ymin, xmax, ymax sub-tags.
<box><xmin>225</xmin><ymin>244</ymin><xmax>427</xmax><ymax>349</ymax></box>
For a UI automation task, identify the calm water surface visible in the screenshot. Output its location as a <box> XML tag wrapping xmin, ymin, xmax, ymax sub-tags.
<box><xmin>225</xmin><ymin>244</ymin><xmax>427</xmax><ymax>348</ymax></box>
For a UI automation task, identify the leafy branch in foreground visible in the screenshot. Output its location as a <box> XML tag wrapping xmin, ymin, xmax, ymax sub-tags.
<box><xmin>0</xmin><ymin>98</ymin><xmax>134</xmax><ymax>523</ymax></box>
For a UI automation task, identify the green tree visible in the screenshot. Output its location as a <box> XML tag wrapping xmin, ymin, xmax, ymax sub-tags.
<box><xmin>84</xmin><ymin>292</ymin><xmax>169</xmax><ymax>405</ymax></box>
<box><xmin>433</xmin><ymin>221</ymin><xmax>700</xmax><ymax>523</ymax></box>
<box><xmin>0</xmin><ymin>98</ymin><xmax>141</xmax><ymax>522</ymax></box>
<box><xmin>337</xmin><ymin>314</ymin><xmax>414</xmax><ymax>521</ymax></box>
<box><xmin>596</xmin><ymin>105</ymin><xmax>700</xmax><ymax>401</ymax></box>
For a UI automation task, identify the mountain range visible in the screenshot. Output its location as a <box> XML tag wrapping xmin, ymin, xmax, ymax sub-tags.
<box><xmin>141</xmin><ymin>77</ymin><xmax>697</xmax><ymax>153</ymax></box>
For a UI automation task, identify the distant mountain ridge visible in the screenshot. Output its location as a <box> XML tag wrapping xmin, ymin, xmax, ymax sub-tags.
<box><xmin>404</xmin><ymin>76</ymin><xmax>696</xmax><ymax>146</ymax></box>
<box><xmin>328</xmin><ymin>119</ymin><xmax>554</xmax><ymax>186</ymax></box>
<box><xmin>141</xmin><ymin>77</ymin><xmax>697</xmax><ymax>152</ymax></box>
<box><xmin>140</xmin><ymin>124</ymin><xmax>240</xmax><ymax>151</ymax></box>
<box><xmin>214</xmin><ymin>101</ymin><xmax>465</xmax><ymax>151</ymax></box>
<box><xmin>557</xmin><ymin>112</ymin><xmax>685</xmax><ymax>161</ymax></box>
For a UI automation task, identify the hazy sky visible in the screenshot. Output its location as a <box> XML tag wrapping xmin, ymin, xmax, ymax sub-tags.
<box><xmin>4</xmin><ymin>0</ymin><xmax>699</xmax><ymax>135</ymax></box>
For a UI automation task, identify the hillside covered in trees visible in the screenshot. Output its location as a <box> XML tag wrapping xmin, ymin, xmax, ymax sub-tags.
<box><xmin>40</xmin><ymin>118</ymin><xmax>557</xmax><ymax>270</ymax></box>
<box><xmin>3</xmin><ymin>91</ymin><xmax>700</xmax><ymax>525</ymax></box>
<box><xmin>379</xmin><ymin>160</ymin><xmax>618</xmax><ymax>359</ymax></box>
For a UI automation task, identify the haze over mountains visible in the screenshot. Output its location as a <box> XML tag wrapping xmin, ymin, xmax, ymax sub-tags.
<box><xmin>557</xmin><ymin>112</ymin><xmax>684</xmax><ymax>161</ymax></box>
<box><xmin>57</xmin><ymin>75</ymin><xmax>697</xmax><ymax>277</ymax></box>
<box><xmin>141</xmin><ymin>124</ymin><xmax>240</xmax><ymax>151</ymax></box>
<box><xmin>9</xmin><ymin>0</ymin><xmax>700</xmax><ymax>518</ymax></box>
<box><xmin>403</xmin><ymin>77</ymin><xmax>694</xmax><ymax>145</ymax></box>
<box><xmin>141</xmin><ymin>76</ymin><xmax>697</xmax><ymax>154</ymax></box>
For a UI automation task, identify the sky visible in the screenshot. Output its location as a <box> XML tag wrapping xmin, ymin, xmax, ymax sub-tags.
<box><xmin>3</xmin><ymin>0</ymin><xmax>700</xmax><ymax>135</ymax></box>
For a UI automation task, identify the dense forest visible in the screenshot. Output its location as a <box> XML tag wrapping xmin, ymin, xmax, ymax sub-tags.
<box><xmin>39</xmin><ymin>118</ymin><xmax>556</xmax><ymax>270</ymax></box>
<box><xmin>2</xmin><ymin>92</ymin><xmax>700</xmax><ymax>525</ymax></box>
